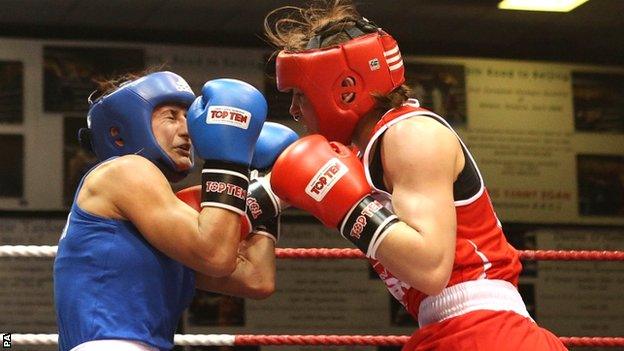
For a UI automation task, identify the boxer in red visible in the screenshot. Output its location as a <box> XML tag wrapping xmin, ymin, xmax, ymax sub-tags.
<box><xmin>262</xmin><ymin>1</ymin><xmax>568</xmax><ymax>349</ymax></box>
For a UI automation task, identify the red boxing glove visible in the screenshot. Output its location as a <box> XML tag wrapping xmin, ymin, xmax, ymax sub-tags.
<box><xmin>176</xmin><ymin>186</ymin><xmax>251</xmax><ymax>240</ymax></box>
<box><xmin>270</xmin><ymin>135</ymin><xmax>399</xmax><ymax>258</ymax></box>
<box><xmin>270</xmin><ymin>135</ymin><xmax>369</xmax><ymax>227</ymax></box>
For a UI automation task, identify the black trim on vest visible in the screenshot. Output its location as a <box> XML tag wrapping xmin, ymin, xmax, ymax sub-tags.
<box><xmin>368</xmin><ymin>116</ymin><xmax>480</xmax><ymax>201</ymax></box>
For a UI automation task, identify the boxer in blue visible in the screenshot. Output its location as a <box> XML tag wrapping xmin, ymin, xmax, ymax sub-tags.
<box><xmin>54</xmin><ymin>71</ymin><xmax>297</xmax><ymax>351</ymax></box>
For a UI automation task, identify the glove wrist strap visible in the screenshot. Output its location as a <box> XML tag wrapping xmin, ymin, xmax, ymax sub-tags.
<box><xmin>201</xmin><ymin>160</ymin><xmax>250</xmax><ymax>215</ymax></box>
<box><xmin>244</xmin><ymin>177</ymin><xmax>281</xmax><ymax>243</ymax></box>
<box><xmin>250</xmin><ymin>215</ymin><xmax>280</xmax><ymax>244</ymax></box>
<box><xmin>339</xmin><ymin>195</ymin><xmax>400</xmax><ymax>259</ymax></box>
<box><xmin>246</xmin><ymin>177</ymin><xmax>280</xmax><ymax>227</ymax></box>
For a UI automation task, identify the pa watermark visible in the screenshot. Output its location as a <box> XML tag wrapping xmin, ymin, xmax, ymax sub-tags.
<box><xmin>1</xmin><ymin>333</ymin><xmax>10</xmax><ymax>348</ymax></box>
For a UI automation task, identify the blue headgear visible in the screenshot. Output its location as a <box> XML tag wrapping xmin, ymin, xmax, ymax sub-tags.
<box><xmin>83</xmin><ymin>71</ymin><xmax>195</xmax><ymax>182</ymax></box>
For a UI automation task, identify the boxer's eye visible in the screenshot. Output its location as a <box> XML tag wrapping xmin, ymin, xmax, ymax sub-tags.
<box><xmin>161</xmin><ymin>110</ymin><xmax>176</xmax><ymax>120</ymax></box>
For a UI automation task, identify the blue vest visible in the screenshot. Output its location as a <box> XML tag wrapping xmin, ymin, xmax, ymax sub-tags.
<box><xmin>54</xmin><ymin>163</ymin><xmax>196</xmax><ymax>351</ymax></box>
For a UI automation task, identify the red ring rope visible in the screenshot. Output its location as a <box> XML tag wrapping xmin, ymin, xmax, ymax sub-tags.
<box><xmin>275</xmin><ymin>248</ymin><xmax>624</xmax><ymax>261</ymax></box>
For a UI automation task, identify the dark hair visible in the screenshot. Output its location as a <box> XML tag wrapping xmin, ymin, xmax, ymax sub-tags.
<box><xmin>370</xmin><ymin>85</ymin><xmax>412</xmax><ymax>111</ymax></box>
<box><xmin>264</xmin><ymin>0</ymin><xmax>361</xmax><ymax>51</ymax></box>
<box><xmin>264</xmin><ymin>0</ymin><xmax>412</xmax><ymax>109</ymax></box>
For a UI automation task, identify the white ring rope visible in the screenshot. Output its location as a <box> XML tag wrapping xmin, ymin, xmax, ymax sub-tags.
<box><xmin>174</xmin><ymin>334</ymin><xmax>236</xmax><ymax>346</ymax></box>
<box><xmin>11</xmin><ymin>334</ymin><xmax>57</xmax><ymax>345</ymax></box>
<box><xmin>9</xmin><ymin>334</ymin><xmax>236</xmax><ymax>346</ymax></box>
<box><xmin>0</xmin><ymin>245</ymin><xmax>57</xmax><ymax>257</ymax></box>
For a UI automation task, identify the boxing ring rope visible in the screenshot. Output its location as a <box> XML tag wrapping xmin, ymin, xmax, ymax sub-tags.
<box><xmin>276</xmin><ymin>248</ymin><xmax>624</xmax><ymax>261</ymax></box>
<box><xmin>3</xmin><ymin>245</ymin><xmax>624</xmax><ymax>348</ymax></box>
<box><xmin>8</xmin><ymin>334</ymin><xmax>624</xmax><ymax>347</ymax></box>
<box><xmin>1</xmin><ymin>245</ymin><xmax>624</xmax><ymax>261</ymax></box>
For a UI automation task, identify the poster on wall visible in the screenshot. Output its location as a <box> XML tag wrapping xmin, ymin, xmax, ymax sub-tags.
<box><xmin>145</xmin><ymin>45</ymin><xmax>265</xmax><ymax>94</ymax></box>
<box><xmin>43</xmin><ymin>46</ymin><xmax>145</xmax><ymax>113</ymax></box>
<box><xmin>492</xmin><ymin>224</ymin><xmax>624</xmax><ymax>338</ymax></box>
<box><xmin>577</xmin><ymin>154</ymin><xmax>624</xmax><ymax>217</ymax></box>
<box><xmin>405</xmin><ymin>57</ymin><xmax>624</xmax><ymax>225</ymax></box>
<box><xmin>533</xmin><ymin>227</ymin><xmax>624</xmax><ymax>337</ymax></box>
<box><xmin>456</xmin><ymin>59</ymin><xmax>577</xmax><ymax>223</ymax></box>
<box><xmin>0</xmin><ymin>134</ymin><xmax>23</xmax><ymax>197</ymax></box>
<box><xmin>0</xmin><ymin>61</ymin><xmax>23</xmax><ymax>124</ymax></box>
<box><xmin>572</xmin><ymin>71</ymin><xmax>624</xmax><ymax>134</ymax></box>
<box><xmin>404</xmin><ymin>62</ymin><xmax>467</xmax><ymax>127</ymax></box>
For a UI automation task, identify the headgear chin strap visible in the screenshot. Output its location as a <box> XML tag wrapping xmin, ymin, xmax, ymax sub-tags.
<box><xmin>276</xmin><ymin>19</ymin><xmax>405</xmax><ymax>144</ymax></box>
<box><xmin>84</xmin><ymin>71</ymin><xmax>196</xmax><ymax>182</ymax></box>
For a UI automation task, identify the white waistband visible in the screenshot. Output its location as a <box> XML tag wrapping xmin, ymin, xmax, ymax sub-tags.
<box><xmin>70</xmin><ymin>339</ymin><xmax>158</xmax><ymax>351</ymax></box>
<box><xmin>418</xmin><ymin>279</ymin><xmax>531</xmax><ymax>328</ymax></box>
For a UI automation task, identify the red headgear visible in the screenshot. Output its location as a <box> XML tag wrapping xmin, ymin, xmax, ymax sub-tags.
<box><xmin>276</xmin><ymin>27</ymin><xmax>405</xmax><ymax>144</ymax></box>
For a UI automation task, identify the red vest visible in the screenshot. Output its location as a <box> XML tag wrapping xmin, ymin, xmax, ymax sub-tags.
<box><xmin>361</xmin><ymin>101</ymin><xmax>522</xmax><ymax>319</ymax></box>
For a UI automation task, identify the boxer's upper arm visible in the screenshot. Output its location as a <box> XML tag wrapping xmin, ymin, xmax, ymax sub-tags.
<box><xmin>373</xmin><ymin>118</ymin><xmax>459</xmax><ymax>294</ymax></box>
<box><xmin>102</xmin><ymin>155</ymin><xmax>238</xmax><ymax>276</ymax></box>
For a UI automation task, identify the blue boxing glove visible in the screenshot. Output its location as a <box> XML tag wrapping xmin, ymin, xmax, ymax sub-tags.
<box><xmin>244</xmin><ymin>122</ymin><xmax>298</xmax><ymax>243</ymax></box>
<box><xmin>187</xmin><ymin>79</ymin><xmax>267</xmax><ymax>215</ymax></box>
<box><xmin>251</xmin><ymin>122</ymin><xmax>299</xmax><ymax>171</ymax></box>
<box><xmin>188</xmin><ymin>78</ymin><xmax>267</xmax><ymax>165</ymax></box>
